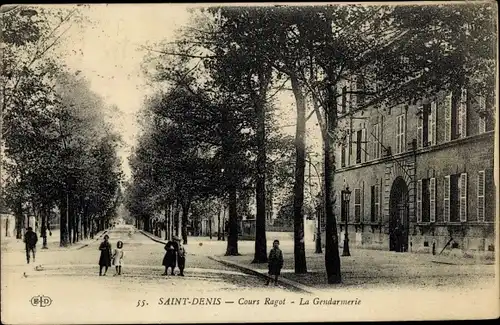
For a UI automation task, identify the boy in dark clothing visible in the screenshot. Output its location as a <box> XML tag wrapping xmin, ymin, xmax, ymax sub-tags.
<box><xmin>176</xmin><ymin>237</ymin><xmax>186</xmax><ymax>276</ymax></box>
<box><xmin>266</xmin><ymin>239</ymin><xmax>284</xmax><ymax>286</ymax></box>
<box><xmin>24</xmin><ymin>227</ymin><xmax>38</xmax><ymax>264</ymax></box>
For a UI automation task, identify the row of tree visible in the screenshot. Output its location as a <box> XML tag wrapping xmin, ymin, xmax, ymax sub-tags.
<box><xmin>1</xmin><ymin>6</ymin><xmax>123</xmax><ymax>247</ymax></box>
<box><xmin>128</xmin><ymin>3</ymin><xmax>495</xmax><ymax>283</ymax></box>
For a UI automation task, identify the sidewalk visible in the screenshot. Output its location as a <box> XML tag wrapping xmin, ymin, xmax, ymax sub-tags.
<box><xmin>0</xmin><ymin>229</ymin><xmax>108</xmax><ymax>253</ymax></box>
<box><xmin>135</xmin><ymin>230</ymin><xmax>496</xmax><ymax>291</ymax></box>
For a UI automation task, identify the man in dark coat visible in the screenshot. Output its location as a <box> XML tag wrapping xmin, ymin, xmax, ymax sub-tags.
<box><xmin>162</xmin><ymin>236</ymin><xmax>179</xmax><ymax>275</ymax></box>
<box><xmin>24</xmin><ymin>227</ymin><xmax>38</xmax><ymax>264</ymax></box>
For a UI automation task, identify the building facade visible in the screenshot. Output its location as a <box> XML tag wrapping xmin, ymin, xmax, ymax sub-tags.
<box><xmin>333</xmin><ymin>85</ymin><xmax>496</xmax><ymax>254</ymax></box>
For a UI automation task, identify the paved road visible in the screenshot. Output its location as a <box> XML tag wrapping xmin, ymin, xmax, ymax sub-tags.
<box><xmin>2</xmin><ymin>225</ymin><xmax>305</xmax><ymax>324</ymax></box>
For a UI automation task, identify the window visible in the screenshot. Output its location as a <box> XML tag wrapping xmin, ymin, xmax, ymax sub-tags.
<box><xmin>372</xmin><ymin>123</ymin><xmax>381</xmax><ymax>159</ymax></box>
<box><xmin>370</xmin><ymin>185</ymin><xmax>380</xmax><ymax>222</ymax></box>
<box><xmin>356</xmin><ymin>130</ymin><xmax>362</xmax><ymax>164</ymax></box>
<box><xmin>354</xmin><ymin>188</ymin><xmax>361</xmax><ymax>223</ymax></box>
<box><xmin>444</xmin><ymin>173</ymin><xmax>467</xmax><ymax>222</ymax></box>
<box><xmin>417</xmin><ymin>179</ymin><xmax>431</xmax><ymax>223</ymax></box>
<box><xmin>417</xmin><ymin>104</ymin><xmax>431</xmax><ymax>148</ymax></box>
<box><xmin>342</xmin><ymin>86</ymin><xmax>347</xmax><ymax>113</ymax></box>
<box><xmin>445</xmin><ymin>89</ymin><xmax>468</xmax><ymax>142</ymax></box>
<box><xmin>477</xmin><ymin>171</ymin><xmax>485</xmax><ymax>222</ymax></box>
<box><xmin>478</xmin><ymin>96</ymin><xmax>486</xmax><ymax>134</ymax></box>
<box><xmin>357</xmin><ymin>75</ymin><xmax>365</xmax><ymax>106</ymax></box>
<box><xmin>396</xmin><ymin>114</ymin><xmax>406</xmax><ymax>154</ymax></box>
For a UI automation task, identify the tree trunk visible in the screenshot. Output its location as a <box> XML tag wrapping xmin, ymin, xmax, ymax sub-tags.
<box><xmin>165</xmin><ymin>206</ymin><xmax>169</xmax><ymax>240</ymax></box>
<box><xmin>225</xmin><ymin>186</ymin><xmax>239</xmax><ymax>255</ymax></box>
<box><xmin>181</xmin><ymin>198</ymin><xmax>191</xmax><ymax>245</ymax></box>
<box><xmin>217</xmin><ymin>203</ymin><xmax>222</xmax><ymax>240</ymax></box>
<box><xmin>324</xmin><ymin>132</ymin><xmax>342</xmax><ymax>283</ymax></box>
<box><xmin>59</xmin><ymin>194</ymin><xmax>69</xmax><ymax>247</ymax></box>
<box><xmin>323</xmin><ymin>77</ymin><xmax>342</xmax><ymax>284</ymax></box>
<box><xmin>41</xmin><ymin>206</ymin><xmax>48</xmax><ymax>249</ymax></box>
<box><xmin>290</xmin><ymin>74</ymin><xmax>308</xmax><ymax>274</ymax></box>
<box><xmin>252</xmin><ymin>101</ymin><xmax>268</xmax><ymax>263</ymax></box>
<box><xmin>15</xmin><ymin>201</ymin><xmax>23</xmax><ymax>239</ymax></box>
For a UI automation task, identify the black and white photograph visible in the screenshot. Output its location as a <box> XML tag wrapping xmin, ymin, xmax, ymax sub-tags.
<box><xmin>1</xmin><ymin>2</ymin><xmax>498</xmax><ymax>323</ymax></box>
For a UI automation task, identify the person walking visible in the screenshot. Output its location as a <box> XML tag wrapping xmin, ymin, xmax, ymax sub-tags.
<box><xmin>176</xmin><ymin>237</ymin><xmax>186</xmax><ymax>276</ymax></box>
<box><xmin>112</xmin><ymin>240</ymin><xmax>125</xmax><ymax>276</ymax></box>
<box><xmin>98</xmin><ymin>235</ymin><xmax>112</xmax><ymax>276</ymax></box>
<box><xmin>162</xmin><ymin>236</ymin><xmax>179</xmax><ymax>276</ymax></box>
<box><xmin>266</xmin><ymin>239</ymin><xmax>284</xmax><ymax>286</ymax></box>
<box><xmin>24</xmin><ymin>227</ymin><xmax>38</xmax><ymax>264</ymax></box>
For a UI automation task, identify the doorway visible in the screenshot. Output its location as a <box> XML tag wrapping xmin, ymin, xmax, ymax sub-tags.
<box><xmin>389</xmin><ymin>177</ymin><xmax>409</xmax><ymax>252</ymax></box>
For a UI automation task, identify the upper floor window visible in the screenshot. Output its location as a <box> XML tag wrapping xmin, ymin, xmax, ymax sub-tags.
<box><xmin>445</xmin><ymin>89</ymin><xmax>468</xmax><ymax>142</ymax></box>
<box><xmin>478</xmin><ymin>96</ymin><xmax>487</xmax><ymax>134</ymax></box>
<box><xmin>417</xmin><ymin>103</ymin><xmax>436</xmax><ymax>148</ymax></box>
<box><xmin>396</xmin><ymin>114</ymin><xmax>406</xmax><ymax>154</ymax></box>
<box><xmin>342</xmin><ymin>86</ymin><xmax>347</xmax><ymax>113</ymax></box>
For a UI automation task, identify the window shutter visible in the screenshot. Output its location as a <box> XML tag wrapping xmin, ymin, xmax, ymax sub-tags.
<box><xmin>444</xmin><ymin>92</ymin><xmax>452</xmax><ymax>142</ymax></box>
<box><xmin>444</xmin><ymin>176</ymin><xmax>450</xmax><ymax>222</ymax></box>
<box><xmin>362</xmin><ymin>128</ymin><xmax>367</xmax><ymax>162</ymax></box>
<box><xmin>417</xmin><ymin>107</ymin><xmax>423</xmax><ymax>148</ymax></box>
<box><xmin>460</xmin><ymin>88</ymin><xmax>468</xmax><ymax>138</ymax></box>
<box><xmin>337</xmin><ymin>85</ymin><xmax>343</xmax><ymax>113</ymax></box>
<box><xmin>477</xmin><ymin>171</ymin><xmax>485</xmax><ymax>222</ymax></box>
<box><xmin>417</xmin><ymin>180</ymin><xmax>422</xmax><ymax>223</ymax></box>
<box><xmin>478</xmin><ymin>96</ymin><xmax>486</xmax><ymax>134</ymax></box>
<box><xmin>346</xmin><ymin>80</ymin><xmax>351</xmax><ymax>113</ymax></box>
<box><xmin>351</xmin><ymin>76</ymin><xmax>357</xmax><ymax>110</ymax></box>
<box><xmin>429</xmin><ymin>178</ymin><xmax>436</xmax><ymax>222</ymax></box>
<box><xmin>430</xmin><ymin>102</ymin><xmax>437</xmax><ymax>145</ymax></box>
<box><xmin>459</xmin><ymin>173</ymin><xmax>467</xmax><ymax>222</ymax></box>
<box><xmin>402</xmin><ymin>114</ymin><xmax>406</xmax><ymax>152</ymax></box>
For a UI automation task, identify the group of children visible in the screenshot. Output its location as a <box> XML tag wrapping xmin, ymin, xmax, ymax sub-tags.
<box><xmin>97</xmin><ymin>234</ymin><xmax>186</xmax><ymax>277</ymax></box>
<box><xmin>97</xmin><ymin>235</ymin><xmax>285</xmax><ymax>286</ymax></box>
<box><xmin>98</xmin><ymin>235</ymin><xmax>124</xmax><ymax>276</ymax></box>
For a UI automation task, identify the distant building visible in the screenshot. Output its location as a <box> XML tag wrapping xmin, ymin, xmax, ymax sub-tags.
<box><xmin>331</xmin><ymin>81</ymin><xmax>496</xmax><ymax>254</ymax></box>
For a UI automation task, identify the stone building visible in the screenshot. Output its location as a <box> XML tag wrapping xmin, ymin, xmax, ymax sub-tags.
<box><xmin>333</xmin><ymin>83</ymin><xmax>496</xmax><ymax>254</ymax></box>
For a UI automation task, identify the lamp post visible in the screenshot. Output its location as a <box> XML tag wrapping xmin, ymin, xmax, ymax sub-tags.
<box><xmin>341</xmin><ymin>184</ymin><xmax>352</xmax><ymax>257</ymax></box>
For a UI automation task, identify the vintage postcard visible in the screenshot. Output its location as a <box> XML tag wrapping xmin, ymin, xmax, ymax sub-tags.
<box><xmin>1</xmin><ymin>2</ymin><xmax>498</xmax><ymax>324</ymax></box>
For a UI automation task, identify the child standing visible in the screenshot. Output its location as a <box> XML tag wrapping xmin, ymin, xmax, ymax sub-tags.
<box><xmin>98</xmin><ymin>235</ymin><xmax>112</xmax><ymax>276</ymax></box>
<box><xmin>266</xmin><ymin>239</ymin><xmax>284</xmax><ymax>286</ymax></box>
<box><xmin>112</xmin><ymin>241</ymin><xmax>125</xmax><ymax>276</ymax></box>
<box><xmin>176</xmin><ymin>238</ymin><xmax>186</xmax><ymax>276</ymax></box>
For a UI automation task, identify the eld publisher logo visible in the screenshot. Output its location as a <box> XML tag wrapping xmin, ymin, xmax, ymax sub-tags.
<box><xmin>30</xmin><ymin>295</ymin><xmax>52</xmax><ymax>307</ymax></box>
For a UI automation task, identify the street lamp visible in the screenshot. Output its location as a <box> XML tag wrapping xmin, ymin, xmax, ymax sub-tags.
<box><xmin>341</xmin><ymin>183</ymin><xmax>352</xmax><ymax>257</ymax></box>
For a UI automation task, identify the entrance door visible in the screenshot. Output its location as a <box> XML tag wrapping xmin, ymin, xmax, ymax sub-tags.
<box><xmin>389</xmin><ymin>177</ymin><xmax>409</xmax><ymax>252</ymax></box>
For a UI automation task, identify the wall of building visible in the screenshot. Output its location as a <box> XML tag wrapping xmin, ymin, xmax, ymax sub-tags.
<box><xmin>331</xmin><ymin>87</ymin><xmax>496</xmax><ymax>254</ymax></box>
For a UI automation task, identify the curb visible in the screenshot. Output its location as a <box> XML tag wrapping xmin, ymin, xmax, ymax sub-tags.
<box><xmin>75</xmin><ymin>230</ymin><xmax>108</xmax><ymax>250</ymax></box>
<box><xmin>139</xmin><ymin>230</ymin><xmax>167</xmax><ymax>245</ymax></box>
<box><xmin>208</xmin><ymin>256</ymin><xmax>315</xmax><ymax>294</ymax></box>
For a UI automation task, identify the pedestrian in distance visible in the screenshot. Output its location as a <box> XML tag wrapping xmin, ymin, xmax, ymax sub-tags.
<box><xmin>24</xmin><ymin>227</ymin><xmax>38</xmax><ymax>264</ymax></box>
<box><xmin>266</xmin><ymin>239</ymin><xmax>284</xmax><ymax>286</ymax></box>
<box><xmin>112</xmin><ymin>240</ymin><xmax>125</xmax><ymax>276</ymax></box>
<box><xmin>98</xmin><ymin>234</ymin><xmax>112</xmax><ymax>276</ymax></box>
<box><xmin>176</xmin><ymin>237</ymin><xmax>186</xmax><ymax>276</ymax></box>
<box><xmin>162</xmin><ymin>236</ymin><xmax>179</xmax><ymax>276</ymax></box>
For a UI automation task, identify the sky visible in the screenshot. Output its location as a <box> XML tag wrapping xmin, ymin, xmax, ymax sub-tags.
<box><xmin>53</xmin><ymin>4</ymin><xmax>323</xmax><ymax>179</ymax></box>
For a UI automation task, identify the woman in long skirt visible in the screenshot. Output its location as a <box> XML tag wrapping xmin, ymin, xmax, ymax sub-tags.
<box><xmin>162</xmin><ymin>237</ymin><xmax>178</xmax><ymax>276</ymax></box>
<box><xmin>98</xmin><ymin>235</ymin><xmax>112</xmax><ymax>276</ymax></box>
